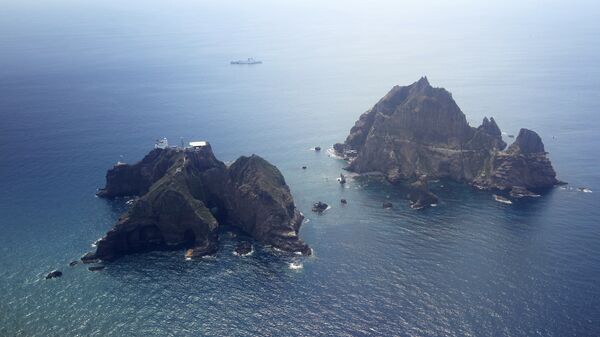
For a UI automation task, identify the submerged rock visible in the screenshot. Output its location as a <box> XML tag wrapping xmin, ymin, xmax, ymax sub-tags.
<box><xmin>407</xmin><ymin>176</ymin><xmax>439</xmax><ymax>209</ymax></box>
<box><xmin>234</xmin><ymin>242</ymin><xmax>253</xmax><ymax>256</ymax></box>
<box><xmin>84</xmin><ymin>143</ymin><xmax>310</xmax><ymax>262</ymax></box>
<box><xmin>312</xmin><ymin>202</ymin><xmax>329</xmax><ymax>213</ymax></box>
<box><xmin>340</xmin><ymin>199</ymin><xmax>347</xmax><ymax>204</ymax></box>
<box><xmin>335</xmin><ymin>77</ymin><xmax>559</xmax><ymax>195</ymax></box>
<box><xmin>88</xmin><ymin>266</ymin><xmax>105</xmax><ymax>272</ymax></box>
<box><xmin>45</xmin><ymin>270</ymin><xmax>62</xmax><ymax>279</ymax></box>
<box><xmin>69</xmin><ymin>261</ymin><xmax>78</xmax><ymax>267</ymax></box>
<box><xmin>382</xmin><ymin>201</ymin><xmax>393</xmax><ymax>209</ymax></box>
<box><xmin>314</xmin><ymin>146</ymin><xmax>321</xmax><ymax>151</ymax></box>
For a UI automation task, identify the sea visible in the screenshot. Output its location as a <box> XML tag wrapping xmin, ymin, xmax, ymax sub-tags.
<box><xmin>1</xmin><ymin>0</ymin><xmax>599</xmax><ymax>336</ymax></box>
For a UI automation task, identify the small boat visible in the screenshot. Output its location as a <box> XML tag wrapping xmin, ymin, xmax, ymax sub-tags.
<box><xmin>493</xmin><ymin>194</ymin><xmax>512</xmax><ymax>204</ymax></box>
<box><xmin>230</xmin><ymin>58</ymin><xmax>262</xmax><ymax>65</ymax></box>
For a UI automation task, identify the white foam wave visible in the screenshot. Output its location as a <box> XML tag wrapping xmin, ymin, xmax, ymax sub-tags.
<box><xmin>289</xmin><ymin>262</ymin><xmax>303</xmax><ymax>270</ymax></box>
<box><xmin>326</xmin><ymin>148</ymin><xmax>344</xmax><ymax>159</ymax></box>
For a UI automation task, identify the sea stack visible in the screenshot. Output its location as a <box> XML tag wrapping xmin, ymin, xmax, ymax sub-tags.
<box><xmin>334</xmin><ymin>77</ymin><xmax>558</xmax><ymax>196</ymax></box>
<box><xmin>84</xmin><ymin>142</ymin><xmax>310</xmax><ymax>262</ymax></box>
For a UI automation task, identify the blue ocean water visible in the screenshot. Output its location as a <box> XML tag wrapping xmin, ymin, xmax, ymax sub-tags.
<box><xmin>1</xmin><ymin>0</ymin><xmax>599</xmax><ymax>336</ymax></box>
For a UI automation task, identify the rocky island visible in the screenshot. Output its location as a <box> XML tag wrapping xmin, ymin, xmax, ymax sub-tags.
<box><xmin>83</xmin><ymin>142</ymin><xmax>310</xmax><ymax>262</ymax></box>
<box><xmin>334</xmin><ymin>77</ymin><xmax>558</xmax><ymax>205</ymax></box>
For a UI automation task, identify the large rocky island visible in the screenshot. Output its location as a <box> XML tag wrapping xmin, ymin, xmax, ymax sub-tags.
<box><xmin>83</xmin><ymin>142</ymin><xmax>310</xmax><ymax>262</ymax></box>
<box><xmin>334</xmin><ymin>77</ymin><xmax>558</xmax><ymax>202</ymax></box>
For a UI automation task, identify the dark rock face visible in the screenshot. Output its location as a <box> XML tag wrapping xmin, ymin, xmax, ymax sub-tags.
<box><xmin>234</xmin><ymin>242</ymin><xmax>253</xmax><ymax>256</ymax></box>
<box><xmin>473</xmin><ymin>129</ymin><xmax>557</xmax><ymax>190</ymax></box>
<box><xmin>224</xmin><ymin>155</ymin><xmax>310</xmax><ymax>255</ymax></box>
<box><xmin>335</xmin><ymin>78</ymin><xmax>558</xmax><ymax>193</ymax></box>
<box><xmin>45</xmin><ymin>270</ymin><xmax>62</xmax><ymax>279</ymax></box>
<box><xmin>312</xmin><ymin>202</ymin><xmax>328</xmax><ymax>213</ymax></box>
<box><xmin>81</xmin><ymin>252</ymin><xmax>99</xmax><ymax>264</ymax></box>
<box><xmin>85</xmin><ymin>143</ymin><xmax>310</xmax><ymax>262</ymax></box>
<box><xmin>407</xmin><ymin>177</ymin><xmax>439</xmax><ymax>209</ymax></box>
<box><xmin>507</xmin><ymin>128</ymin><xmax>545</xmax><ymax>154</ymax></box>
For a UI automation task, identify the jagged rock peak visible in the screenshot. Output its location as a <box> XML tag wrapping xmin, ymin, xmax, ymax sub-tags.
<box><xmin>416</xmin><ymin>76</ymin><xmax>430</xmax><ymax>87</ymax></box>
<box><xmin>479</xmin><ymin>117</ymin><xmax>502</xmax><ymax>137</ymax></box>
<box><xmin>508</xmin><ymin>128</ymin><xmax>546</xmax><ymax>154</ymax></box>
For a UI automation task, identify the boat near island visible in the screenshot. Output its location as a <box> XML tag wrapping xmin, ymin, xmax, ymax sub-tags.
<box><xmin>493</xmin><ymin>194</ymin><xmax>513</xmax><ymax>204</ymax></box>
<box><xmin>230</xmin><ymin>57</ymin><xmax>262</xmax><ymax>65</ymax></box>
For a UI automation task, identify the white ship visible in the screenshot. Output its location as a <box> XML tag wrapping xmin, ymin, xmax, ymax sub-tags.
<box><xmin>230</xmin><ymin>57</ymin><xmax>262</xmax><ymax>65</ymax></box>
<box><xmin>493</xmin><ymin>194</ymin><xmax>512</xmax><ymax>204</ymax></box>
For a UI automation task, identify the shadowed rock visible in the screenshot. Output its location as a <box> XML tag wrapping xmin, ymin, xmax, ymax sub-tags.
<box><xmin>407</xmin><ymin>176</ymin><xmax>439</xmax><ymax>209</ymax></box>
<box><xmin>474</xmin><ymin>128</ymin><xmax>557</xmax><ymax>190</ymax></box>
<box><xmin>234</xmin><ymin>242</ymin><xmax>253</xmax><ymax>256</ymax></box>
<box><xmin>312</xmin><ymin>202</ymin><xmax>328</xmax><ymax>213</ymax></box>
<box><xmin>45</xmin><ymin>270</ymin><xmax>62</xmax><ymax>279</ymax></box>
<box><xmin>507</xmin><ymin>128</ymin><xmax>545</xmax><ymax>154</ymax></box>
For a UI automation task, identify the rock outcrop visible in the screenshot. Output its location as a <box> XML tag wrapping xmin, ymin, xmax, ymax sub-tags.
<box><xmin>85</xmin><ymin>143</ymin><xmax>310</xmax><ymax>262</ymax></box>
<box><xmin>45</xmin><ymin>270</ymin><xmax>62</xmax><ymax>279</ymax></box>
<box><xmin>234</xmin><ymin>242</ymin><xmax>253</xmax><ymax>256</ymax></box>
<box><xmin>472</xmin><ymin>128</ymin><xmax>557</xmax><ymax>190</ymax></box>
<box><xmin>311</xmin><ymin>202</ymin><xmax>329</xmax><ymax>213</ymax></box>
<box><xmin>407</xmin><ymin>176</ymin><xmax>439</xmax><ymax>209</ymax></box>
<box><xmin>335</xmin><ymin>77</ymin><xmax>558</xmax><ymax>195</ymax></box>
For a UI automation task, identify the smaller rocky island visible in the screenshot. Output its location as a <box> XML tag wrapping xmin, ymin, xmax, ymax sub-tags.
<box><xmin>83</xmin><ymin>141</ymin><xmax>310</xmax><ymax>263</ymax></box>
<box><xmin>334</xmin><ymin>77</ymin><xmax>559</xmax><ymax>206</ymax></box>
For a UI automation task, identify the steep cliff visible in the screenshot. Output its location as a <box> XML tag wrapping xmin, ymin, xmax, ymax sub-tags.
<box><xmin>84</xmin><ymin>143</ymin><xmax>309</xmax><ymax>262</ymax></box>
<box><xmin>335</xmin><ymin>78</ymin><xmax>558</xmax><ymax>195</ymax></box>
<box><xmin>473</xmin><ymin>128</ymin><xmax>557</xmax><ymax>190</ymax></box>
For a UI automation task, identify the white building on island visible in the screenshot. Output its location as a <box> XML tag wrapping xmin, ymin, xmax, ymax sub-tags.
<box><xmin>155</xmin><ymin>137</ymin><xmax>169</xmax><ymax>149</ymax></box>
<box><xmin>189</xmin><ymin>141</ymin><xmax>207</xmax><ymax>148</ymax></box>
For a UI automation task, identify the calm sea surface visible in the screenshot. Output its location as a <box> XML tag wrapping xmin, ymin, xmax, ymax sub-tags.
<box><xmin>1</xmin><ymin>1</ymin><xmax>599</xmax><ymax>336</ymax></box>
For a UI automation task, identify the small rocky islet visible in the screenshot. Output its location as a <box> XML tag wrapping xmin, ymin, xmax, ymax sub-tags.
<box><xmin>334</xmin><ymin>77</ymin><xmax>559</xmax><ymax>207</ymax></box>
